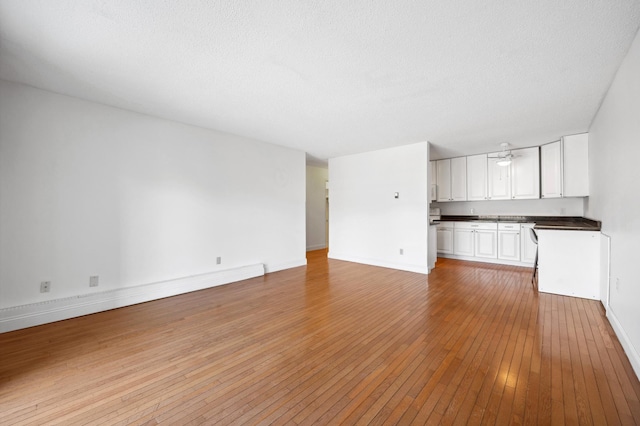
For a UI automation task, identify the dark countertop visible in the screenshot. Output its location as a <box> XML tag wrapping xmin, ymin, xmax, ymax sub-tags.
<box><xmin>437</xmin><ymin>215</ymin><xmax>601</xmax><ymax>231</ymax></box>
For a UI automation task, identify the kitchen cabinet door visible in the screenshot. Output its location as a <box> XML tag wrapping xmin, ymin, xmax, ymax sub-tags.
<box><xmin>437</xmin><ymin>226</ymin><xmax>454</xmax><ymax>254</ymax></box>
<box><xmin>475</xmin><ymin>229</ymin><xmax>498</xmax><ymax>258</ymax></box>
<box><xmin>451</xmin><ymin>157</ymin><xmax>467</xmax><ymax>201</ymax></box>
<box><xmin>453</xmin><ymin>229</ymin><xmax>474</xmax><ymax>256</ymax></box>
<box><xmin>436</xmin><ymin>159</ymin><xmax>452</xmax><ymax>202</ymax></box>
<box><xmin>511</xmin><ymin>147</ymin><xmax>540</xmax><ymax>200</ymax></box>
<box><xmin>520</xmin><ymin>224</ymin><xmax>537</xmax><ymax>264</ymax></box>
<box><xmin>429</xmin><ymin>224</ymin><xmax>438</xmax><ymax>269</ymax></box>
<box><xmin>541</xmin><ymin>141</ymin><xmax>562</xmax><ymax>198</ymax></box>
<box><xmin>467</xmin><ymin>154</ymin><xmax>488</xmax><ymax>201</ymax></box>
<box><xmin>498</xmin><ymin>231</ymin><xmax>520</xmax><ymax>261</ymax></box>
<box><xmin>487</xmin><ymin>157</ymin><xmax>511</xmax><ymax>200</ymax></box>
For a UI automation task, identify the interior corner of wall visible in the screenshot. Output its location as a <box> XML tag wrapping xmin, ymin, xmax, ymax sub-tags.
<box><xmin>607</xmin><ymin>307</ymin><xmax>640</xmax><ymax>382</ymax></box>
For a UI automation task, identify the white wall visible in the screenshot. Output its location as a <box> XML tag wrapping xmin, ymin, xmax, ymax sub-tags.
<box><xmin>433</xmin><ymin>197</ymin><xmax>584</xmax><ymax>217</ymax></box>
<box><xmin>328</xmin><ymin>142</ymin><xmax>429</xmax><ymax>274</ymax></box>
<box><xmin>306</xmin><ymin>166</ymin><xmax>328</xmax><ymax>251</ymax></box>
<box><xmin>586</xmin><ymin>29</ymin><xmax>640</xmax><ymax>379</ymax></box>
<box><xmin>0</xmin><ymin>80</ymin><xmax>306</xmax><ymax>311</ymax></box>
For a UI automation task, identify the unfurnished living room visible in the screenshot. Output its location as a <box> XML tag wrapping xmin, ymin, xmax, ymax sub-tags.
<box><xmin>1</xmin><ymin>1</ymin><xmax>640</xmax><ymax>425</ymax></box>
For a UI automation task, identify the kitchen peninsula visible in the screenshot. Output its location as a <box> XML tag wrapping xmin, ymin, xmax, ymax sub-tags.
<box><xmin>435</xmin><ymin>215</ymin><xmax>603</xmax><ymax>300</ymax></box>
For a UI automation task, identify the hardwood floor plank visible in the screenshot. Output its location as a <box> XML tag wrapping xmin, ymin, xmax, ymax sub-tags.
<box><xmin>564</xmin><ymin>296</ymin><xmax>594</xmax><ymax>426</ymax></box>
<box><xmin>550</xmin><ymin>295</ymin><xmax>566</xmax><ymax>423</ymax></box>
<box><xmin>1</xmin><ymin>254</ymin><xmax>639</xmax><ymax>425</ymax></box>
<box><xmin>511</xmin><ymin>287</ymin><xmax>538</xmax><ymax>425</ymax></box>
<box><xmin>558</xmin><ymin>297</ymin><xmax>580</xmax><ymax>425</ymax></box>
<box><xmin>571</xmin><ymin>298</ymin><xmax>607</xmax><ymax>426</ymax></box>
<box><xmin>581</xmin><ymin>298</ymin><xmax>634</xmax><ymax>424</ymax></box>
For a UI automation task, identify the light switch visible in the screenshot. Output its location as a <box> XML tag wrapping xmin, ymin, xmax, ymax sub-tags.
<box><xmin>394</xmin><ymin>192</ymin><xmax>399</xmax><ymax>199</ymax></box>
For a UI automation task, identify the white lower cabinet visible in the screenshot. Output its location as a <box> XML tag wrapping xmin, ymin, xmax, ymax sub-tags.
<box><xmin>475</xmin><ymin>229</ymin><xmax>498</xmax><ymax>258</ymax></box>
<box><xmin>429</xmin><ymin>224</ymin><xmax>438</xmax><ymax>270</ymax></box>
<box><xmin>436</xmin><ymin>222</ymin><xmax>454</xmax><ymax>254</ymax></box>
<box><xmin>438</xmin><ymin>221</ymin><xmax>534</xmax><ymax>266</ymax></box>
<box><xmin>454</xmin><ymin>222</ymin><xmax>497</xmax><ymax>258</ymax></box>
<box><xmin>453</xmin><ymin>228</ymin><xmax>474</xmax><ymax>256</ymax></box>
<box><xmin>497</xmin><ymin>223</ymin><xmax>520</xmax><ymax>261</ymax></box>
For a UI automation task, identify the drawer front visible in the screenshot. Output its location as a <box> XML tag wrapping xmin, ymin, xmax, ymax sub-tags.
<box><xmin>498</xmin><ymin>223</ymin><xmax>520</xmax><ymax>231</ymax></box>
<box><xmin>437</xmin><ymin>221</ymin><xmax>454</xmax><ymax>229</ymax></box>
<box><xmin>455</xmin><ymin>222</ymin><xmax>498</xmax><ymax>230</ymax></box>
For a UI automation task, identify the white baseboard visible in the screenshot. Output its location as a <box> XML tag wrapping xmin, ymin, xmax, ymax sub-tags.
<box><xmin>306</xmin><ymin>244</ymin><xmax>327</xmax><ymax>251</ymax></box>
<box><xmin>607</xmin><ymin>308</ymin><xmax>640</xmax><ymax>381</ymax></box>
<box><xmin>327</xmin><ymin>252</ymin><xmax>428</xmax><ymax>274</ymax></box>
<box><xmin>264</xmin><ymin>258</ymin><xmax>307</xmax><ymax>273</ymax></box>
<box><xmin>0</xmin><ymin>264</ymin><xmax>265</xmax><ymax>333</ymax></box>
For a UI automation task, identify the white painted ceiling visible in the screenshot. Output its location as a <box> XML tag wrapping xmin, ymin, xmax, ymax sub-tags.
<box><xmin>1</xmin><ymin>1</ymin><xmax>639</xmax><ymax>163</ymax></box>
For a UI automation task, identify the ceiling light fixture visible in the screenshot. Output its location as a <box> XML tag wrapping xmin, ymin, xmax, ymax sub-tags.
<box><xmin>495</xmin><ymin>142</ymin><xmax>512</xmax><ymax>167</ymax></box>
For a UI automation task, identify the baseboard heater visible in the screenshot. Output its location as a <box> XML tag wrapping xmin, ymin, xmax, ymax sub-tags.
<box><xmin>0</xmin><ymin>264</ymin><xmax>265</xmax><ymax>333</ymax></box>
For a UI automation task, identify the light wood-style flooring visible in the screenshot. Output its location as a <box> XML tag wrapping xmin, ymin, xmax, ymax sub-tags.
<box><xmin>1</xmin><ymin>250</ymin><xmax>639</xmax><ymax>425</ymax></box>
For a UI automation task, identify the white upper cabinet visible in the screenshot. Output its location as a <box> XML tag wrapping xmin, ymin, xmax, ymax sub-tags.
<box><xmin>451</xmin><ymin>157</ymin><xmax>467</xmax><ymax>201</ymax></box>
<box><xmin>563</xmin><ymin>133</ymin><xmax>589</xmax><ymax>197</ymax></box>
<box><xmin>511</xmin><ymin>147</ymin><xmax>540</xmax><ymax>199</ymax></box>
<box><xmin>433</xmin><ymin>133</ymin><xmax>587</xmax><ymax>203</ymax></box>
<box><xmin>487</xmin><ymin>147</ymin><xmax>539</xmax><ymax>201</ymax></box>
<box><xmin>466</xmin><ymin>154</ymin><xmax>488</xmax><ymax>201</ymax></box>
<box><xmin>487</xmin><ymin>156</ymin><xmax>511</xmax><ymax>200</ymax></box>
<box><xmin>436</xmin><ymin>157</ymin><xmax>467</xmax><ymax>202</ymax></box>
<box><xmin>436</xmin><ymin>159</ymin><xmax>452</xmax><ymax>202</ymax></box>
<box><xmin>541</xmin><ymin>133</ymin><xmax>589</xmax><ymax>198</ymax></box>
<box><xmin>541</xmin><ymin>141</ymin><xmax>563</xmax><ymax>198</ymax></box>
<box><xmin>429</xmin><ymin>160</ymin><xmax>437</xmax><ymax>201</ymax></box>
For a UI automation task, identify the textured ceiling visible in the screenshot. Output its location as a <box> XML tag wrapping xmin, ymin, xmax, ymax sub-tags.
<box><xmin>1</xmin><ymin>1</ymin><xmax>639</xmax><ymax>163</ymax></box>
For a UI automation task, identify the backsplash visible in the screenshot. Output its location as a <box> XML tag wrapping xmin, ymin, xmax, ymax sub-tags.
<box><xmin>431</xmin><ymin>197</ymin><xmax>585</xmax><ymax>217</ymax></box>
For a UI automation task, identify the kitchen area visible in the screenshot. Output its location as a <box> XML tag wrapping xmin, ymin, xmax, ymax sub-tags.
<box><xmin>429</xmin><ymin>133</ymin><xmax>607</xmax><ymax>301</ymax></box>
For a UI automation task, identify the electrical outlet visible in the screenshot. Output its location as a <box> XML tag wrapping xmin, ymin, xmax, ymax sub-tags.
<box><xmin>399</xmin><ymin>248</ymin><xmax>404</xmax><ymax>255</ymax></box>
<box><xmin>40</xmin><ymin>281</ymin><xmax>51</xmax><ymax>293</ymax></box>
<box><xmin>90</xmin><ymin>275</ymin><xmax>99</xmax><ymax>287</ymax></box>
<box><xmin>471</xmin><ymin>208</ymin><xmax>476</xmax><ymax>214</ymax></box>
<box><xmin>216</xmin><ymin>257</ymin><xmax>222</xmax><ymax>265</ymax></box>
<box><xmin>616</xmin><ymin>277</ymin><xmax>620</xmax><ymax>291</ymax></box>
